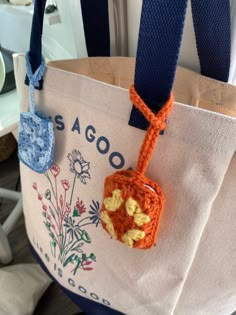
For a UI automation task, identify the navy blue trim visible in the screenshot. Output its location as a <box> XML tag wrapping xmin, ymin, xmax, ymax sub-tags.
<box><xmin>80</xmin><ymin>0</ymin><xmax>110</xmax><ymax>57</ymax></box>
<box><xmin>191</xmin><ymin>0</ymin><xmax>231</xmax><ymax>82</ymax></box>
<box><xmin>30</xmin><ymin>242</ymin><xmax>125</xmax><ymax>315</ymax></box>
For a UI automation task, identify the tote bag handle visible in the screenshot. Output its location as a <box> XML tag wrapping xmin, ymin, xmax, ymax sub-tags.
<box><xmin>191</xmin><ymin>0</ymin><xmax>231</xmax><ymax>82</ymax></box>
<box><xmin>26</xmin><ymin>0</ymin><xmax>231</xmax><ymax>129</ymax></box>
<box><xmin>26</xmin><ymin>0</ymin><xmax>188</xmax><ymax>126</ymax></box>
<box><xmin>72</xmin><ymin>0</ymin><xmax>231</xmax><ymax>127</ymax></box>
<box><xmin>80</xmin><ymin>0</ymin><xmax>110</xmax><ymax>57</ymax></box>
<box><xmin>74</xmin><ymin>0</ymin><xmax>231</xmax><ymax>128</ymax></box>
<box><xmin>80</xmin><ymin>1</ymin><xmax>232</xmax><ymax>84</ymax></box>
<box><xmin>129</xmin><ymin>0</ymin><xmax>231</xmax><ymax>129</ymax></box>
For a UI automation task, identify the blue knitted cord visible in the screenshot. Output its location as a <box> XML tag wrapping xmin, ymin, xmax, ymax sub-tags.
<box><xmin>19</xmin><ymin>52</ymin><xmax>54</xmax><ymax>173</ymax></box>
<box><xmin>25</xmin><ymin>52</ymin><xmax>46</xmax><ymax>113</ymax></box>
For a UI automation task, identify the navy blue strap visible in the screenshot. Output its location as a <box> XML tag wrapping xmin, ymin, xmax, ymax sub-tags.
<box><xmin>191</xmin><ymin>0</ymin><xmax>231</xmax><ymax>82</ymax></box>
<box><xmin>27</xmin><ymin>0</ymin><xmax>188</xmax><ymax>129</ymax></box>
<box><xmin>25</xmin><ymin>0</ymin><xmax>46</xmax><ymax>89</ymax></box>
<box><xmin>129</xmin><ymin>0</ymin><xmax>188</xmax><ymax>129</ymax></box>
<box><xmin>26</xmin><ymin>0</ymin><xmax>110</xmax><ymax>88</ymax></box>
<box><xmin>27</xmin><ymin>0</ymin><xmax>231</xmax><ymax>129</ymax></box>
<box><xmin>80</xmin><ymin>0</ymin><xmax>110</xmax><ymax>57</ymax></box>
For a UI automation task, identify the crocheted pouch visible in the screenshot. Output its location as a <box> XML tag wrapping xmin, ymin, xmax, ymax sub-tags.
<box><xmin>101</xmin><ymin>85</ymin><xmax>174</xmax><ymax>250</ymax></box>
<box><xmin>18</xmin><ymin>53</ymin><xmax>54</xmax><ymax>173</ymax></box>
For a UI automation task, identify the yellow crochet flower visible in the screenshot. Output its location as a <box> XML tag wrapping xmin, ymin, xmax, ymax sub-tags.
<box><xmin>102</xmin><ymin>190</ymin><xmax>151</xmax><ymax>248</ymax></box>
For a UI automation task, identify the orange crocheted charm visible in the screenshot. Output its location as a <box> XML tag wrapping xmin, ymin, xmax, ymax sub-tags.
<box><xmin>101</xmin><ymin>85</ymin><xmax>174</xmax><ymax>250</ymax></box>
<box><xmin>101</xmin><ymin>170</ymin><xmax>165</xmax><ymax>249</ymax></box>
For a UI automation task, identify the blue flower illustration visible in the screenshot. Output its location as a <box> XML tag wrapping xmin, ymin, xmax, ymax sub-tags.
<box><xmin>64</xmin><ymin>216</ymin><xmax>81</xmax><ymax>240</ymax></box>
<box><xmin>89</xmin><ymin>201</ymin><xmax>101</xmax><ymax>227</ymax></box>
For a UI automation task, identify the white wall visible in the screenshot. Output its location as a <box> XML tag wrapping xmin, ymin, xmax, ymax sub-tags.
<box><xmin>66</xmin><ymin>0</ymin><xmax>87</xmax><ymax>58</ymax></box>
<box><xmin>229</xmin><ymin>0</ymin><xmax>236</xmax><ymax>83</ymax></box>
<box><xmin>0</xmin><ymin>0</ymin><xmax>87</xmax><ymax>59</ymax></box>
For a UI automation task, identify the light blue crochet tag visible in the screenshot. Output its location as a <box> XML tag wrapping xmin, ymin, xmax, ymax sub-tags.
<box><xmin>19</xmin><ymin>111</ymin><xmax>54</xmax><ymax>173</ymax></box>
<box><xmin>18</xmin><ymin>53</ymin><xmax>55</xmax><ymax>173</ymax></box>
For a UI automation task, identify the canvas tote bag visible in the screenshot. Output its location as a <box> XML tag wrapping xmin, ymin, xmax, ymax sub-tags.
<box><xmin>17</xmin><ymin>0</ymin><xmax>236</xmax><ymax>314</ymax></box>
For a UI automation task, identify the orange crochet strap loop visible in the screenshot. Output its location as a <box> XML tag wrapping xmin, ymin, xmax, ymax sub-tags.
<box><xmin>101</xmin><ymin>85</ymin><xmax>174</xmax><ymax>249</ymax></box>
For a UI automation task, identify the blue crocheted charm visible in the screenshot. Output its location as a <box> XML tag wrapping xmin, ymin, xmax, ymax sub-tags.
<box><xmin>18</xmin><ymin>52</ymin><xmax>55</xmax><ymax>173</ymax></box>
<box><xmin>18</xmin><ymin>111</ymin><xmax>54</xmax><ymax>173</ymax></box>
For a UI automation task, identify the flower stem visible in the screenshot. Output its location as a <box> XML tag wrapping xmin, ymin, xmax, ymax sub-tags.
<box><xmin>62</xmin><ymin>190</ymin><xmax>66</xmax><ymax>216</ymax></box>
<box><xmin>77</xmin><ymin>216</ymin><xmax>91</xmax><ymax>225</ymax></box>
<box><xmin>48</xmin><ymin>206</ymin><xmax>60</xmax><ymax>233</ymax></box>
<box><xmin>63</xmin><ymin>239</ymin><xmax>73</xmax><ymax>252</ymax></box>
<box><xmin>62</xmin><ymin>224</ymin><xmax>67</xmax><ymax>251</ymax></box>
<box><xmin>50</xmin><ymin>242</ymin><xmax>53</xmax><ymax>256</ymax></box>
<box><xmin>45</xmin><ymin>173</ymin><xmax>56</xmax><ymax>199</ymax></box>
<box><xmin>55</xmin><ymin>177</ymin><xmax>59</xmax><ymax>210</ymax></box>
<box><xmin>50</xmin><ymin>200</ymin><xmax>58</xmax><ymax>215</ymax></box>
<box><xmin>65</xmin><ymin>239</ymin><xmax>82</xmax><ymax>256</ymax></box>
<box><xmin>70</xmin><ymin>174</ymin><xmax>77</xmax><ymax>205</ymax></box>
<box><xmin>79</xmin><ymin>223</ymin><xmax>93</xmax><ymax>228</ymax></box>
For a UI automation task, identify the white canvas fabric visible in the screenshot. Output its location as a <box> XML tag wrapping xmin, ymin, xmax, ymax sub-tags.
<box><xmin>175</xmin><ymin>155</ymin><xmax>236</xmax><ymax>315</ymax></box>
<box><xmin>15</xmin><ymin>55</ymin><xmax>236</xmax><ymax>315</ymax></box>
<box><xmin>173</xmin><ymin>67</ymin><xmax>236</xmax><ymax>315</ymax></box>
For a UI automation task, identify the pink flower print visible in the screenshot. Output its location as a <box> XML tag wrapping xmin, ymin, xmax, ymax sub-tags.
<box><xmin>42</xmin><ymin>204</ymin><xmax>47</xmax><ymax>211</ymax></box>
<box><xmin>50</xmin><ymin>164</ymin><xmax>60</xmax><ymax>177</ymax></box>
<box><xmin>65</xmin><ymin>203</ymin><xmax>71</xmax><ymax>214</ymax></box>
<box><xmin>47</xmin><ymin>215</ymin><xmax>51</xmax><ymax>221</ymax></box>
<box><xmin>76</xmin><ymin>198</ymin><xmax>86</xmax><ymax>215</ymax></box>
<box><xmin>52</xmin><ymin>224</ymin><xmax>56</xmax><ymax>230</ymax></box>
<box><xmin>33</xmin><ymin>182</ymin><xmax>37</xmax><ymax>190</ymax></box>
<box><xmin>61</xmin><ymin>180</ymin><xmax>70</xmax><ymax>191</ymax></box>
<box><xmin>60</xmin><ymin>194</ymin><xmax>63</xmax><ymax>208</ymax></box>
<box><xmin>38</xmin><ymin>194</ymin><xmax>43</xmax><ymax>201</ymax></box>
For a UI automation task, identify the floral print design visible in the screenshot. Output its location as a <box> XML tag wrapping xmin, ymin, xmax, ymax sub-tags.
<box><xmin>68</xmin><ymin>150</ymin><xmax>91</xmax><ymax>205</ymax></box>
<box><xmin>33</xmin><ymin>150</ymin><xmax>100</xmax><ymax>275</ymax></box>
<box><xmin>68</xmin><ymin>150</ymin><xmax>91</xmax><ymax>183</ymax></box>
<box><xmin>73</xmin><ymin>198</ymin><xmax>86</xmax><ymax>217</ymax></box>
<box><xmin>89</xmin><ymin>200</ymin><xmax>101</xmax><ymax>227</ymax></box>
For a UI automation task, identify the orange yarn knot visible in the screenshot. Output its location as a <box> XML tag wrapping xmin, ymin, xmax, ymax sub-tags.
<box><xmin>101</xmin><ymin>85</ymin><xmax>174</xmax><ymax>250</ymax></box>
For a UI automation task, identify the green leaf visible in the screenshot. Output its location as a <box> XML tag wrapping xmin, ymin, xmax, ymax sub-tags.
<box><xmin>73</xmin><ymin>207</ymin><xmax>80</xmax><ymax>217</ymax></box>
<box><xmin>81</xmin><ymin>230</ymin><xmax>91</xmax><ymax>243</ymax></box>
<box><xmin>90</xmin><ymin>253</ymin><xmax>96</xmax><ymax>261</ymax></box>
<box><xmin>46</xmin><ymin>222</ymin><xmax>51</xmax><ymax>229</ymax></box>
<box><xmin>49</xmin><ymin>232</ymin><xmax>55</xmax><ymax>239</ymax></box>
<box><xmin>63</xmin><ymin>254</ymin><xmax>75</xmax><ymax>267</ymax></box>
<box><xmin>42</xmin><ymin>212</ymin><xmax>47</xmax><ymax>218</ymax></box>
